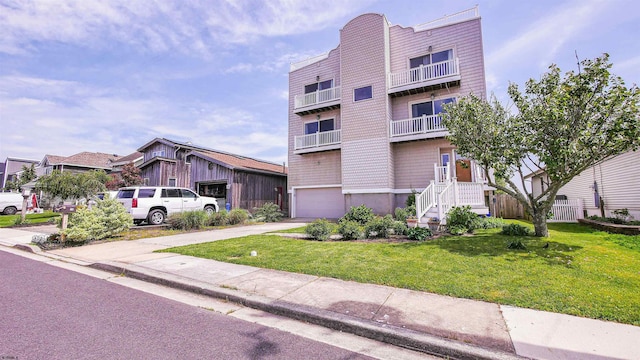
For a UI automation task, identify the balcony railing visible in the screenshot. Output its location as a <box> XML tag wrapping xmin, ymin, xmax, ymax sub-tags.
<box><xmin>294</xmin><ymin>129</ymin><xmax>341</xmax><ymax>150</ymax></box>
<box><xmin>388</xmin><ymin>59</ymin><xmax>459</xmax><ymax>89</ymax></box>
<box><xmin>294</xmin><ymin>86</ymin><xmax>341</xmax><ymax>110</ymax></box>
<box><xmin>390</xmin><ymin>114</ymin><xmax>447</xmax><ymax>137</ymax></box>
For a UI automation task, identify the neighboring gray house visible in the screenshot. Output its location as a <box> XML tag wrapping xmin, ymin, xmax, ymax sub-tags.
<box><xmin>1</xmin><ymin>157</ymin><xmax>39</xmax><ymax>190</ymax></box>
<box><xmin>526</xmin><ymin>151</ymin><xmax>640</xmax><ymax>220</ymax></box>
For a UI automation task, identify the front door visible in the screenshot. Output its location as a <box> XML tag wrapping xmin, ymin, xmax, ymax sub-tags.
<box><xmin>456</xmin><ymin>159</ymin><xmax>472</xmax><ymax>182</ymax></box>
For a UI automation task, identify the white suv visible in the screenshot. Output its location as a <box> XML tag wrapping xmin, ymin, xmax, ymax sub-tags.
<box><xmin>116</xmin><ymin>186</ymin><xmax>219</xmax><ymax>225</ymax></box>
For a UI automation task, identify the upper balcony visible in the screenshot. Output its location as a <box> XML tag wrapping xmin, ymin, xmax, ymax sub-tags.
<box><xmin>389</xmin><ymin>114</ymin><xmax>448</xmax><ymax>142</ymax></box>
<box><xmin>293</xmin><ymin>86</ymin><xmax>341</xmax><ymax>115</ymax></box>
<box><xmin>387</xmin><ymin>59</ymin><xmax>460</xmax><ymax>97</ymax></box>
<box><xmin>294</xmin><ymin>129</ymin><xmax>342</xmax><ymax>154</ymax></box>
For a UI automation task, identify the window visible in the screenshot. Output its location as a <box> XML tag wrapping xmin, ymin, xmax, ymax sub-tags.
<box><xmin>305</xmin><ymin>119</ymin><xmax>334</xmax><ymax>135</ymax></box>
<box><xmin>411</xmin><ymin>98</ymin><xmax>455</xmax><ymax>118</ymax></box>
<box><xmin>305</xmin><ymin>79</ymin><xmax>333</xmax><ymax>94</ymax></box>
<box><xmin>441</xmin><ymin>153</ymin><xmax>450</xmax><ymax>167</ymax></box>
<box><xmin>143</xmin><ymin>178</ymin><xmax>150</xmax><ymax>186</ymax></box>
<box><xmin>180</xmin><ymin>189</ymin><xmax>197</xmax><ymax>199</ymax></box>
<box><xmin>152</xmin><ymin>150</ymin><xmax>165</xmax><ymax>158</ymax></box>
<box><xmin>138</xmin><ymin>188</ymin><xmax>156</xmax><ymax>198</ymax></box>
<box><xmin>117</xmin><ymin>189</ymin><xmax>135</xmax><ymax>199</ymax></box>
<box><xmin>162</xmin><ymin>188</ymin><xmax>181</xmax><ymax>198</ymax></box>
<box><xmin>354</xmin><ymin>86</ymin><xmax>372</xmax><ymax>101</ymax></box>
<box><xmin>409</xmin><ymin>49</ymin><xmax>453</xmax><ymax>68</ymax></box>
<box><xmin>168</xmin><ymin>178</ymin><xmax>177</xmax><ymax>187</ymax></box>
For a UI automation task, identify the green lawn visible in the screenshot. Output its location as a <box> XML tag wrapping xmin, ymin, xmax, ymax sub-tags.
<box><xmin>160</xmin><ymin>221</ymin><xmax>640</xmax><ymax>326</ymax></box>
<box><xmin>0</xmin><ymin>211</ymin><xmax>60</xmax><ymax>227</ymax></box>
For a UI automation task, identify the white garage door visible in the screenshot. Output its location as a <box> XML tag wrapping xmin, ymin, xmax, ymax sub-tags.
<box><xmin>296</xmin><ymin>187</ymin><xmax>344</xmax><ymax>219</ymax></box>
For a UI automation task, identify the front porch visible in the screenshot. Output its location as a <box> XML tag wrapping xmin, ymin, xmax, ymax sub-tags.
<box><xmin>415</xmin><ymin>163</ymin><xmax>490</xmax><ymax>226</ymax></box>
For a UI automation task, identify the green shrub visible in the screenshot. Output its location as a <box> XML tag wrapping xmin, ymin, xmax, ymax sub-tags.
<box><xmin>501</xmin><ymin>223</ymin><xmax>533</xmax><ymax>236</ymax></box>
<box><xmin>13</xmin><ymin>217</ymin><xmax>29</xmax><ymax>226</ymax></box>
<box><xmin>167</xmin><ymin>210</ymin><xmax>207</xmax><ymax>230</ymax></box>
<box><xmin>479</xmin><ymin>217</ymin><xmax>506</xmax><ymax>229</ymax></box>
<box><xmin>392</xmin><ymin>220</ymin><xmax>408</xmax><ymax>236</ymax></box>
<box><xmin>394</xmin><ymin>207</ymin><xmax>408</xmax><ymax>222</ymax></box>
<box><xmin>306</xmin><ymin>219</ymin><xmax>332</xmax><ymax>241</ymax></box>
<box><xmin>364</xmin><ymin>215</ymin><xmax>395</xmax><ymax>238</ymax></box>
<box><xmin>448</xmin><ymin>225</ymin><xmax>467</xmax><ymax>236</ymax></box>
<box><xmin>228</xmin><ymin>208</ymin><xmax>249</xmax><ymax>225</ymax></box>
<box><xmin>405</xmin><ymin>190</ymin><xmax>417</xmax><ymax>207</ymax></box>
<box><xmin>446</xmin><ymin>206</ymin><xmax>482</xmax><ymax>234</ymax></box>
<box><xmin>253</xmin><ymin>202</ymin><xmax>282</xmax><ymax>223</ymax></box>
<box><xmin>208</xmin><ymin>209</ymin><xmax>229</xmax><ymax>226</ymax></box>
<box><xmin>407</xmin><ymin>226</ymin><xmax>432</xmax><ymax>241</ymax></box>
<box><xmin>394</xmin><ymin>205</ymin><xmax>416</xmax><ymax>222</ymax></box>
<box><xmin>337</xmin><ymin>220</ymin><xmax>363</xmax><ymax>240</ymax></box>
<box><xmin>62</xmin><ymin>198</ymin><xmax>133</xmax><ymax>242</ymax></box>
<box><xmin>341</xmin><ymin>205</ymin><xmax>374</xmax><ymax>225</ymax></box>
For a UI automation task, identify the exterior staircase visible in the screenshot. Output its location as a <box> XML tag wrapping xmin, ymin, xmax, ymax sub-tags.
<box><xmin>415</xmin><ymin>165</ymin><xmax>489</xmax><ymax>227</ymax></box>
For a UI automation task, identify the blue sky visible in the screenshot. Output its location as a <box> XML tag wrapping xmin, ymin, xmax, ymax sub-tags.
<box><xmin>1</xmin><ymin>0</ymin><xmax>638</xmax><ymax>165</ymax></box>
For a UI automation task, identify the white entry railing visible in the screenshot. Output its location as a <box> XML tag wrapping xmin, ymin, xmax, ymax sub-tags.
<box><xmin>549</xmin><ymin>199</ymin><xmax>584</xmax><ymax>222</ymax></box>
<box><xmin>457</xmin><ymin>182</ymin><xmax>485</xmax><ymax>205</ymax></box>
<box><xmin>294</xmin><ymin>129</ymin><xmax>341</xmax><ymax>150</ymax></box>
<box><xmin>434</xmin><ymin>163</ymin><xmax>450</xmax><ymax>184</ymax></box>
<box><xmin>388</xmin><ymin>58</ymin><xmax>459</xmax><ymax>89</ymax></box>
<box><xmin>416</xmin><ymin>181</ymin><xmax>437</xmax><ymax>219</ymax></box>
<box><xmin>294</xmin><ymin>86</ymin><xmax>341</xmax><ymax>109</ymax></box>
<box><xmin>390</xmin><ymin>114</ymin><xmax>447</xmax><ymax>137</ymax></box>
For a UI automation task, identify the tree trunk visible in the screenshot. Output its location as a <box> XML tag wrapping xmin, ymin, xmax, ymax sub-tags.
<box><xmin>532</xmin><ymin>210</ymin><xmax>549</xmax><ymax>237</ymax></box>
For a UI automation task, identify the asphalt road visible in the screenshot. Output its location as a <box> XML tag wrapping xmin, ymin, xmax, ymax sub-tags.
<box><xmin>0</xmin><ymin>250</ymin><xmax>374</xmax><ymax>360</ymax></box>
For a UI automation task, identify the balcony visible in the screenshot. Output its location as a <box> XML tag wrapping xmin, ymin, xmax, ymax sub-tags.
<box><xmin>388</xmin><ymin>59</ymin><xmax>460</xmax><ymax>97</ymax></box>
<box><xmin>389</xmin><ymin>114</ymin><xmax>448</xmax><ymax>142</ymax></box>
<box><xmin>294</xmin><ymin>129</ymin><xmax>341</xmax><ymax>154</ymax></box>
<box><xmin>294</xmin><ymin>86</ymin><xmax>341</xmax><ymax>115</ymax></box>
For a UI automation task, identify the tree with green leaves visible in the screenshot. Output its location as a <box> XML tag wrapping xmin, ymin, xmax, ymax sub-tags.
<box><xmin>4</xmin><ymin>164</ymin><xmax>37</xmax><ymax>191</ymax></box>
<box><xmin>443</xmin><ymin>54</ymin><xmax>639</xmax><ymax>237</ymax></box>
<box><xmin>36</xmin><ymin>170</ymin><xmax>109</xmax><ymax>202</ymax></box>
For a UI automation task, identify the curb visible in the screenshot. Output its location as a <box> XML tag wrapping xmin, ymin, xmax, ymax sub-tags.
<box><xmin>91</xmin><ymin>261</ymin><xmax>526</xmax><ymax>360</ymax></box>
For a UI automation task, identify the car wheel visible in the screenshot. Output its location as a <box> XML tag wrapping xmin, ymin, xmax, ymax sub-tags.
<box><xmin>3</xmin><ymin>206</ymin><xmax>17</xmax><ymax>215</ymax></box>
<box><xmin>147</xmin><ymin>209</ymin><xmax>166</xmax><ymax>225</ymax></box>
<box><xmin>204</xmin><ymin>205</ymin><xmax>216</xmax><ymax>215</ymax></box>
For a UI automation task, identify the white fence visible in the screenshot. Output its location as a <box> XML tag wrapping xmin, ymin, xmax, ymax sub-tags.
<box><xmin>549</xmin><ymin>199</ymin><xmax>584</xmax><ymax>222</ymax></box>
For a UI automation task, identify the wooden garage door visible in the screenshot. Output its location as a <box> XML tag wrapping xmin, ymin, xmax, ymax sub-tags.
<box><xmin>296</xmin><ymin>187</ymin><xmax>344</xmax><ymax>219</ymax></box>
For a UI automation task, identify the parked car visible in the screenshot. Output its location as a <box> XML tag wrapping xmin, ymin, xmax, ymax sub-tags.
<box><xmin>116</xmin><ymin>186</ymin><xmax>219</xmax><ymax>225</ymax></box>
<box><xmin>0</xmin><ymin>192</ymin><xmax>23</xmax><ymax>215</ymax></box>
<box><xmin>96</xmin><ymin>191</ymin><xmax>119</xmax><ymax>200</ymax></box>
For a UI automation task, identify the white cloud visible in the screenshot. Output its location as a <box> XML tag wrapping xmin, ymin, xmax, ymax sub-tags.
<box><xmin>0</xmin><ymin>73</ymin><xmax>288</xmax><ymax>163</ymax></box>
<box><xmin>205</xmin><ymin>0</ymin><xmax>373</xmax><ymax>43</ymax></box>
<box><xmin>487</xmin><ymin>0</ymin><xmax>608</xmax><ymax>71</ymax></box>
<box><xmin>0</xmin><ymin>0</ymin><xmax>372</xmax><ymax>57</ymax></box>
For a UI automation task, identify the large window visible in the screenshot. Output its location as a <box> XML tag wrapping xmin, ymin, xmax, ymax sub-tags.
<box><xmin>411</xmin><ymin>98</ymin><xmax>455</xmax><ymax>117</ymax></box>
<box><xmin>354</xmin><ymin>86</ymin><xmax>372</xmax><ymax>101</ymax></box>
<box><xmin>409</xmin><ymin>49</ymin><xmax>453</xmax><ymax>68</ymax></box>
<box><xmin>305</xmin><ymin>119</ymin><xmax>334</xmax><ymax>135</ymax></box>
<box><xmin>305</xmin><ymin>79</ymin><xmax>333</xmax><ymax>94</ymax></box>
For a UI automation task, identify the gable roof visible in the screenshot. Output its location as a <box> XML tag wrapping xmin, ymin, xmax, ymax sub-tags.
<box><xmin>138</xmin><ymin>137</ymin><xmax>287</xmax><ymax>175</ymax></box>
<box><xmin>112</xmin><ymin>151</ymin><xmax>144</xmax><ymax>165</ymax></box>
<box><xmin>42</xmin><ymin>152</ymin><xmax>119</xmax><ymax>170</ymax></box>
<box><xmin>41</xmin><ymin>154</ymin><xmax>68</xmax><ymax>166</ymax></box>
<box><xmin>189</xmin><ymin>149</ymin><xmax>287</xmax><ymax>175</ymax></box>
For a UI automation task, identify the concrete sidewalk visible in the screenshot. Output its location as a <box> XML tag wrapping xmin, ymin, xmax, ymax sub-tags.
<box><xmin>1</xmin><ymin>224</ymin><xmax>639</xmax><ymax>360</ymax></box>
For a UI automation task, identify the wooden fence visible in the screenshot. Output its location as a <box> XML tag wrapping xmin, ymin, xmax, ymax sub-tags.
<box><xmin>494</xmin><ymin>193</ymin><xmax>527</xmax><ymax>219</ymax></box>
<box><xmin>493</xmin><ymin>194</ymin><xmax>584</xmax><ymax>222</ymax></box>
